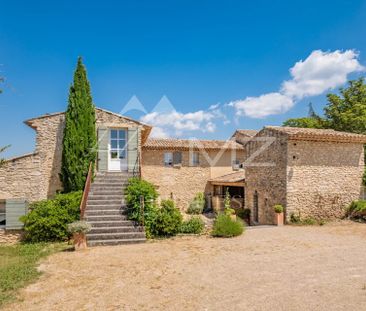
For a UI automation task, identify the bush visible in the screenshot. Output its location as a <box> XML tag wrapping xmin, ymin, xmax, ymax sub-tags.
<box><xmin>125</xmin><ymin>178</ymin><xmax>159</xmax><ymax>237</ymax></box>
<box><xmin>67</xmin><ymin>221</ymin><xmax>91</xmax><ymax>234</ymax></box>
<box><xmin>212</xmin><ymin>214</ymin><xmax>244</xmax><ymax>238</ymax></box>
<box><xmin>21</xmin><ymin>191</ymin><xmax>82</xmax><ymax>242</ymax></box>
<box><xmin>180</xmin><ymin>217</ymin><xmax>205</xmax><ymax>234</ymax></box>
<box><xmin>187</xmin><ymin>193</ymin><xmax>205</xmax><ymax>214</ymax></box>
<box><xmin>289</xmin><ymin>213</ymin><xmax>323</xmax><ymax>225</ymax></box>
<box><xmin>151</xmin><ymin>200</ymin><xmax>182</xmax><ymax>237</ymax></box>
<box><xmin>237</xmin><ymin>208</ymin><xmax>251</xmax><ymax>220</ymax></box>
<box><xmin>273</xmin><ymin>204</ymin><xmax>284</xmax><ymax>214</ymax></box>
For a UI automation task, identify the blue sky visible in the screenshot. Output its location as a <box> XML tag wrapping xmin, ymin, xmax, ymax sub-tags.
<box><xmin>1</xmin><ymin>0</ymin><xmax>366</xmax><ymax>157</ymax></box>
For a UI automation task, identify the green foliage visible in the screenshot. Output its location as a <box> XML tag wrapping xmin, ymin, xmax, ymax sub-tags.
<box><xmin>125</xmin><ymin>178</ymin><xmax>159</xmax><ymax>237</ymax></box>
<box><xmin>224</xmin><ymin>189</ymin><xmax>231</xmax><ymax>210</ymax></box>
<box><xmin>187</xmin><ymin>192</ymin><xmax>205</xmax><ymax>214</ymax></box>
<box><xmin>273</xmin><ymin>204</ymin><xmax>284</xmax><ymax>214</ymax></box>
<box><xmin>0</xmin><ymin>243</ymin><xmax>69</xmax><ymax>306</ymax></box>
<box><xmin>151</xmin><ymin>199</ymin><xmax>183</xmax><ymax>237</ymax></box>
<box><xmin>180</xmin><ymin>217</ymin><xmax>205</xmax><ymax>234</ymax></box>
<box><xmin>61</xmin><ymin>57</ymin><xmax>97</xmax><ymax>192</ymax></box>
<box><xmin>67</xmin><ymin>221</ymin><xmax>91</xmax><ymax>234</ymax></box>
<box><xmin>283</xmin><ymin>117</ymin><xmax>326</xmax><ymax>129</ymax></box>
<box><xmin>0</xmin><ymin>145</ymin><xmax>10</xmax><ymax>168</ymax></box>
<box><xmin>212</xmin><ymin>214</ymin><xmax>244</xmax><ymax>237</ymax></box>
<box><xmin>237</xmin><ymin>208</ymin><xmax>251</xmax><ymax>220</ymax></box>
<box><xmin>224</xmin><ymin>207</ymin><xmax>235</xmax><ymax>216</ymax></box>
<box><xmin>21</xmin><ymin>191</ymin><xmax>82</xmax><ymax>242</ymax></box>
<box><xmin>289</xmin><ymin>213</ymin><xmax>323</xmax><ymax>225</ymax></box>
<box><xmin>348</xmin><ymin>200</ymin><xmax>366</xmax><ymax>221</ymax></box>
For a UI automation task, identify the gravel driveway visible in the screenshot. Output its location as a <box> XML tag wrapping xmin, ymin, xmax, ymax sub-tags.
<box><xmin>5</xmin><ymin>222</ymin><xmax>366</xmax><ymax>311</ymax></box>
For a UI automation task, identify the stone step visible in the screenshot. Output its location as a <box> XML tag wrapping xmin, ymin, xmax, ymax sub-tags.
<box><xmin>86</xmin><ymin>232</ymin><xmax>146</xmax><ymax>241</ymax></box>
<box><xmin>89</xmin><ymin>190</ymin><xmax>123</xmax><ymax>195</ymax></box>
<box><xmin>89</xmin><ymin>226</ymin><xmax>143</xmax><ymax>233</ymax></box>
<box><xmin>85</xmin><ymin>215</ymin><xmax>128</xmax><ymax>222</ymax></box>
<box><xmin>88</xmin><ymin>220</ymin><xmax>135</xmax><ymax>227</ymax></box>
<box><xmin>88</xmin><ymin>195</ymin><xmax>123</xmax><ymax>200</ymax></box>
<box><xmin>85</xmin><ymin>210</ymin><xmax>123</xmax><ymax>216</ymax></box>
<box><xmin>86</xmin><ymin>205</ymin><xmax>127</xmax><ymax>211</ymax></box>
<box><xmin>87</xmin><ymin>238</ymin><xmax>146</xmax><ymax>247</ymax></box>
<box><xmin>87</xmin><ymin>198</ymin><xmax>124</xmax><ymax>205</ymax></box>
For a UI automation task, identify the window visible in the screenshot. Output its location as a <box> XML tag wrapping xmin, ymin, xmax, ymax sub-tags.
<box><xmin>232</xmin><ymin>159</ymin><xmax>241</xmax><ymax>170</ymax></box>
<box><xmin>190</xmin><ymin>152</ymin><xmax>199</xmax><ymax>166</ymax></box>
<box><xmin>173</xmin><ymin>152</ymin><xmax>182</xmax><ymax>166</ymax></box>
<box><xmin>164</xmin><ymin>152</ymin><xmax>173</xmax><ymax>166</ymax></box>
<box><xmin>110</xmin><ymin>129</ymin><xmax>126</xmax><ymax>159</ymax></box>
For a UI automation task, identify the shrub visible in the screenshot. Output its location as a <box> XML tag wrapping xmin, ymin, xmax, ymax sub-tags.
<box><xmin>224</xmin><ymin>189</ymin><xmax>231</xmax><ymax>210</ymax></box>
<box><xmin>273</xmin><ymin>204</ymin><xmax>284</xmax><ymax>214</ymax></box>
<box><xmin>151</xmin><ymin>199</ymin><xmax>182</xmax><ymax>237</ymax></box>
<box><xmin>349</xmin><ymin>200</ymin><xmax>366</xmax><ymax>214</ymax></box>
<box><xmin>125</xmin><ymin>178</ymin><xmax>159</xmax><ymax>237</ymax></box>
<box><xmin>180</xmin><ymin>217</ymin><xmax>205</xmax><ymax>234</ymax></box>
<box><xmin>224</xmin><ymin>207</ymin><xmax>235</xmax><ymax>216</ymax></box>
<box><xmin>187</xmin><ymin>192</ymin><xmax>205</xmax><ymax>214</ymax></box>
<box><xmin>212</xmin><ymin>214</ymin><xmax>244</xmax><ymax>238</ymax></box>
<box><xmin>67</xmin><ymin>221</ymin><xmax>91</xmax><ymax>234</ymax></box>
<box><xmin>237</xmin><ymin>208</ymin><xmax>251</xmax><ymax>220</ymax></box>
<box><xmin>21</xmin><ymin>191</ymin><xmax>82</xmax><ymax>242</ymax></box>
<box><xmin>289</xmin><ymin>213</ymin><xmax>322</xmax><ymax>225</ymax></box>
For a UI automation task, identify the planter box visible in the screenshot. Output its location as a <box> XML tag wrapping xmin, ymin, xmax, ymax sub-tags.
<box><xmin>275</xmin><ymin>213</ymin><xmax>284</xmax><ymax>226</ymax></box>
<box><xmin>73</xmin><ymin>233</ymin><xmax>87</xmax><ymax>250</ymax></box>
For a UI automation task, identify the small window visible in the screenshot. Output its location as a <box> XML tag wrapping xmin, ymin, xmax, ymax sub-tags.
<box><xmin>190</xmin><ymin>152</ymin><xmax>199</xmax><ymax>166</ymax></box>
<box><xmin>232</xmin><ymin>159</ymin><xmax>241</xmax><ymax>170</ymax></box>
<box><xmin>173</xmin><ymin>152</ymin><xmax>182</xmax><ymax>166</ymax></box>
<box><xmin>164</xmin><ymin>152</ymin><xmax>173</xmax><ymax>166</ymax></box>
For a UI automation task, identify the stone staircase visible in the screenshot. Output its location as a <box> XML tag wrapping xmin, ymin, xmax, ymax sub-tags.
<box><xmin>85</xmin><ymin>172</ymin><xmax>146</xmax><ymax>246</ymax></box>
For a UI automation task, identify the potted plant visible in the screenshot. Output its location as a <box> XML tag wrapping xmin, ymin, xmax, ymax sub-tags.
<box><xmin>273</xmin><ymin>204</ymin><xmax>284</xmax><ymax>226</ymax></box>
<box><xmin>67</xmin><ymin>221</ymin><xmax>91</xmax><ymax>250</ymax></box>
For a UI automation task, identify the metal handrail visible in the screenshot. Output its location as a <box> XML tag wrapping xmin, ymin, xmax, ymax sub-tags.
<box><xmin>80</xmin><ymin>162</ymin><xmax>93</xmax><ymax>219</ymax></box>
<box><xmin>132</xmin><ymin>152</ymin><xmax>141</xmax><ymax>178</ymax></box>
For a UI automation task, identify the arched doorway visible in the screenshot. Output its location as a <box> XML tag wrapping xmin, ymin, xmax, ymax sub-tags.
<box><xmin>253</xmin><ymin>191</ymin><xmax>259</xmax><ymax>223</ymax></box>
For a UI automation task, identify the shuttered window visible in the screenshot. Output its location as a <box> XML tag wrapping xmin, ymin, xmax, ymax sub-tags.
<box><xmin>173</xmin><ymin>152</ymin><xmax>182</xmax><ymax>165</ymax></box>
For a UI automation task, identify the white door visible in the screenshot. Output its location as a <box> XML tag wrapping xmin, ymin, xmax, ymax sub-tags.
<box><xmin>108</xmin><ymin>129</ymin><xmax>128</xmax><ymax>171</ymax></box>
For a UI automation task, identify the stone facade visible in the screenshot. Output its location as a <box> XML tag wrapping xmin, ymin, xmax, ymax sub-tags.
<box><xmin>243</xmin><ymin>127</ymin><xmax>365</xmax><ymax>224</ymax></box>
<box><xmin>0</xmin><ymin>108</ymin><xmax>149</xmax><ymax>203</ymax></box>
<box><xmin>0</xmin><ymin>229</ymin><xmax>23</xmax><ymax>244</ymax></box>
<box><xmin>286</xmin><ymin>140</ymin><xmax>364</xmax><ymax>220</ymax></box>
<box><xmin>141</xmin><ymin>148</ymin><xmax>245</xmax><ymax>211</ymax></box>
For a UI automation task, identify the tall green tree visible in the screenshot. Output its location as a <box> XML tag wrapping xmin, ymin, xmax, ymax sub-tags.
<box><xmin>283</xmin><ymin>103</ymin><xmax>327</xmax><ymax>128</ymax></box>
<box><xmin>61</xmin><ymin>57</ymin><xmax>97</xmax><ymax>192</ymax></box>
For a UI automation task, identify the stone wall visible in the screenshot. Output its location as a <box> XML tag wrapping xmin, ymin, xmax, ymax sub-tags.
<box><xmin>0</xmin><ymin>229</ymin><xmax>23</xmax><ymax>244</ymax></box>
<box><xmin>286</xmin><ymin>140</ymin><xmax>364</xmax><ymax>220</ymax></box>
<box><xmin>0</xmin><ymin>109</ymin><xmax>145</xmax><ymax>203</ymax></box>
<box><xmin>243</xmin><ymin>129</ymin><xmax>288</xmax><ymax>225</ymax></box>
<box><xmin>141</xmin><ymin>149</ymin><xmax>244</xmax><ymax>211</ymax></box>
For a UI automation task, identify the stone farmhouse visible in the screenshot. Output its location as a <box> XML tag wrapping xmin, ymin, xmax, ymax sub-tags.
<box><xmin>1</xmin><ymin>107</ymin><xmax>366</xmax><ymax>230</ymax></box>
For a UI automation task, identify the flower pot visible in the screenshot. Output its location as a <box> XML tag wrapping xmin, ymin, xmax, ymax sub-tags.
<box><xmin>275</xmin><ymin>213</ymin><xmax>284</xmax><ymax>226</ymax></box>
<box><xmin>73</xmin><ymin>232</ymin><xmax>87</xmax><ymax>250</ymax></box>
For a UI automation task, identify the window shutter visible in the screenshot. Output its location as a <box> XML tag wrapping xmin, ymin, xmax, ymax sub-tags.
<box><xmin>128</xmin><ymin>127</ymin><xmax>139</xmax><ymax>173</ymax></box>
<box><xmin>5</xmin><ymin>198</ymin><xmax>28</xmax><ymax>229</ymax></box>
<box><xmin>173</xmin><ymin>152</ymin><xmax>182</xmax><ymax>165</ymax></box>
<box><xmin>97</xmin><ymin>127</ymin><xmax>108</xmax><ymax>171</ymax></box>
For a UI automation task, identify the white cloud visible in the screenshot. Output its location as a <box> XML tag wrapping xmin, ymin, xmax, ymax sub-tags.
<box><xmin>232</xmin><ymin>49</ymin><xmax>364</xmax><ymax>118</ymax></box>
<box><xmin>282</xmin><ymin>50</ymin><xmax>364</xmax><ymax>99</ymax></box>
<box><xmin>141</xmin><ymin>109</ymin><xmax>221</xmax><ymax>137</ymax></box>
<box><xmin>232</xmin><ymin>93</ymin><xmax>294</xmax><ymax>119</ymax></box>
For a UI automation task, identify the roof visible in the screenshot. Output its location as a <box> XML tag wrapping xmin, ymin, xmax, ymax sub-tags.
<box><xmin>232</xmin><ymin>129</ymin><xmax>258</xmax><ymax>137</ymax></box>
<box><xmin>265</xmin><ymin>126</ymin><xmax>366</xmax><ymax>143</ymax></box>
<box><xmin>143</xmin><ymin>138</ymin><xmax>244</xmax><ymax>150</ymax></box>
<box><xmin>209</xmin><ymin>171</ymin><xmax>245</xmax><ymax>184</ymax></box>
<box><xmin>24</xmin><ymin>107</ymin><xmax>152</xmax><ymax>144</ymax></box>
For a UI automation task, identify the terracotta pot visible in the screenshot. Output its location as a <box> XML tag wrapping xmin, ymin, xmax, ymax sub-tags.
<box><xmin>275</xmin><ymin>213</ymin><xmax>284</xmax><ymax>226</ymax></box>
<box><xmin>73</xmin><ymin>232</ymin><xmax>87</xmax><ymax>250</ymax></box>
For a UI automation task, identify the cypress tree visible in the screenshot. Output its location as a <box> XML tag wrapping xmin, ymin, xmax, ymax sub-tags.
<box><xmin>61</xmin><ymin>57</ymin><xmax>97</xmax><ymax>192</ymax></box>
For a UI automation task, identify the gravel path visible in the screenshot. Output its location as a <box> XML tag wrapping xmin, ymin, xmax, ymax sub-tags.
<box><xmin>4</xmin><ymin>222</ymin><xmax>366</xmax><ymax>311</ymax></box>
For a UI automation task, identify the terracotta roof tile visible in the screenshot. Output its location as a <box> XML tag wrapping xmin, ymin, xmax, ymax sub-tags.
<box><xmin>209</xmin><ymin>171</ymin><xmax>245</xmax><ymax>183</ymax></box>
<box><xmin>234</xmin><ymin>129</ymin><xmax>258</xmax><ymax>137</ymax></box>
<box><xmin>264</xmin><ymin>126</ymin><xmax>366</xmax><ymax>143</ymax></box>
<box><xmin>143</xmin><ymin>138</ymin><xmax>244</xmax><ymax>150</ymax></box>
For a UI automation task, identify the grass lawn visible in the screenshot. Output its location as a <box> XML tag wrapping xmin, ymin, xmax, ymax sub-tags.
<box><xmin>0</xmin><ymin>243</ymin><xmax>69</xmax><ymax>307</ymax></box>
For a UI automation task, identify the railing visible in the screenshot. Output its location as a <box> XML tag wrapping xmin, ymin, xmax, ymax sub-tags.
<box><xmin>132</xmin><ymin>152</ymin><xmax>141</xmax><ymax>178</ymax></box>
<box><xmin>80</xmin><ymin>162</ymin><xmax>93</xmax><ymax>219</ymax></box>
